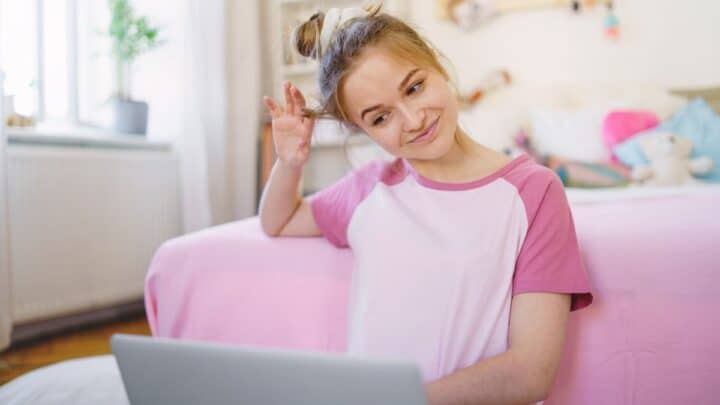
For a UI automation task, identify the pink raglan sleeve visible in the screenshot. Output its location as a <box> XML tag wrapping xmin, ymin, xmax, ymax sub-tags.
<box><xmin>309</xmin><ymin>160</ymin><xmax>384</xmax><ymax>248</ymax></box>
<box><xmin>512</xmin><ymin>170</ymin><xmax>594</xmax><ymax>311</ymax></box>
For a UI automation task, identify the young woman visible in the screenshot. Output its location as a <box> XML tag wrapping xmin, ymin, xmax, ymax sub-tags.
<box><xmin>260</xmin><ymin>4</ymin><xmax>593</xmax><ymax>404</ymax></box>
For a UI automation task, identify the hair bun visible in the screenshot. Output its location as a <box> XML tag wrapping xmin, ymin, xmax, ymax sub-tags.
<box><xmin>294</xmin><ymin>12</ymin><xmax>324</xmax><ymax>59</ymax></box>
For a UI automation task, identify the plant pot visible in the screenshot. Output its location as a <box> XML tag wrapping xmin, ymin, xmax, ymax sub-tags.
<box><xmin>112</xmin><ymin>98</ymin><xmax>148</xmax><ymax>135</ymax></box>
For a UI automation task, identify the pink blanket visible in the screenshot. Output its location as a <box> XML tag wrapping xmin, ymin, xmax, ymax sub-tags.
<box><xmin>145</xmin><ymin>191</ymin><xmax>720</xmax><ymax>404</ymax></box>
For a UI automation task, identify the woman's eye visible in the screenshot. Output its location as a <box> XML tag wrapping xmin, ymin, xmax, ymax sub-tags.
<box><xmin>407</xmin><ymin>80</ymin><xmax>424</xmax><ymax>95</ymax></box>
<box><xmin>372</xmin><ymin>113</ymin><xmax>388</xmax><ymax>126</ymax></box>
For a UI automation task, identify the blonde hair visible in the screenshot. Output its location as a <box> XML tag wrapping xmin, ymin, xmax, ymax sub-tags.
<box><xmin>293</xmin><ymin>2</ymin><xmax>453</xmax><ymax>128</ymax></box>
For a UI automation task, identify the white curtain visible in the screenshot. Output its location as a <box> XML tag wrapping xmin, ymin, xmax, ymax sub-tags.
<box><xmin>137</xmin><ymin>0</ymin><xmax>261</xmax><ymax>232</ymax></box>
<box><xmin>0</xmin><ymin>70</ymin><xmax>13</xmax><ymax>351</ymax></box>
<box><xmin>174</xmin><ymin>0</ymin><xmax>225</xmax><ymax>232</ymax></box>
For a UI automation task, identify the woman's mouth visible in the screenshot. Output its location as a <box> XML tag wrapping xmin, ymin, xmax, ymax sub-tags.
<box><xmin>408</xmin><ymin>118</ymin><xmax>439</xmax><ymax>145</ymax></box>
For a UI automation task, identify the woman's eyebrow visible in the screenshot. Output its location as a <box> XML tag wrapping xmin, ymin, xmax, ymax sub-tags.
<box><xmin>397</xmin><ymin>68</ymin><xmax>420</xmax><ymax>91</ymax></box>
<box><xmin>360</xmin><ymin>68</ymin><xmax>421</xmax><ymax>120</ymax></box>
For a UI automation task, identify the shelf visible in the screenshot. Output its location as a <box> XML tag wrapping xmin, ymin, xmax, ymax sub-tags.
<box><xmin>283</xmin><ymin>63</ymin><xmax>318</xmax><ymax>76</ymax></box>
<box><xmin>311</xmin><ymin>134</ymin><xmax>371</xmax><ymax>148</ymax></box>
<box><xmin>276</xmin><ymin>0</ymin><xmax>312</xmax><ymax>5</ymax></box>
<box><xmin>277</xmin><ymin>0</ymin><xmax>362</xmax><ymax>5</ymax></box>
<box><xmin>6</xmin><ymin>124</ymin><xmax>172</xmax><ymax>151</ymax></box>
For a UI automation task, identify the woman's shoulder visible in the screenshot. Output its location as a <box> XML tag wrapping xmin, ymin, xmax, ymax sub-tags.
<box><xmin>504</xmin><ymin>154</ymin><xmax>562</xmax><ymax>188</ymax></box>
<box><xmin>501</xmin><ymin>154</ymin><xmax>567</xmax><ymax>211</ymax></box>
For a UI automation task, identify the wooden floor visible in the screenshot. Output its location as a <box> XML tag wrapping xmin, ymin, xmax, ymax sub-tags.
<box><xmin>0</xmin><ymin>315</ymin><xmax>151</xmax><ymax>386</ymax></box>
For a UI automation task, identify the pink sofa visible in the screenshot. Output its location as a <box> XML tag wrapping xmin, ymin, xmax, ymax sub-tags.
<box><xmin>145</xmin><ymin>190</ymin><xmax>720</xmax><ymax>404</ymax></box>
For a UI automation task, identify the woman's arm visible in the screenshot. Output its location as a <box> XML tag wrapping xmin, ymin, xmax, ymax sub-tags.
<box><xmin>259</xmin><ymin>160</ymin><xmax>321</xmax><ymax>237</ymax></box>
<box><xmin>259</xmin><ymin>82</ymin><xmax>321</xmax><ymax>238</ymax></box>
<box><xmin>424</xmin><ymin>292</ymin><xmax>571</xmax><ymax>405</ymax></box>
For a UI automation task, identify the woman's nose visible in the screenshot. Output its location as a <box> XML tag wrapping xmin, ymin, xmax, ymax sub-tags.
<box><xmin>398</xmin><ymin>103</ymin><xmax>425</xmax><ymax>133</ymax></box>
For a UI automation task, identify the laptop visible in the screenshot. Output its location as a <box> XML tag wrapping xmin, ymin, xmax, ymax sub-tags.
<box><xmin>111</xmin><ymin>334</ymin><xmax>428</xmax><ymax>405</ymax></box>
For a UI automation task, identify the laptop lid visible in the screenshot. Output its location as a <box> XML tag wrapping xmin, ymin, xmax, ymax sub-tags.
<box><xmin>111</xmin><ymin>334</ymin><xmax>427</xmax><ymax>405</ymax></box>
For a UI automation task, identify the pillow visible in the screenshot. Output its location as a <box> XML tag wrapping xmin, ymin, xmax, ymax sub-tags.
<box><xmin>563</xmin><ymin>84</ymin><xmax>688</xmax><ymax>119</ymax></box>
<box><xmin>602</xmin><ymin>110</ymin><xmax>660</xmax><ymax>162</ymax></box>
<box><xmin>613</xmin><ymin>98</ymin><xmax>720</xmax><ymax>182</ymax></box>
<box><xmin>529</xmin><ymin>106</ymin><xmax>610</xmax><ymax>162</ymax></box>
<box><xmin>461</xmin><ymin>84</ymin><xmax>688</xmax><ymax>156</ymax></box>
<box><xmin>459</xmin><ymin>85</ymin><xmax>574</xmax><ymax>152</ymax></box>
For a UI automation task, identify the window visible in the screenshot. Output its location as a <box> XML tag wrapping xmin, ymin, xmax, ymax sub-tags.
<box><xmin>0</xmin><ymin>0</ymin><xmax>38</xmax><ymax>117</ymax></box>
<box><xmin>0</xmin><ymin>0</ymin><xmax>114</xmax><ymax>126</ymax></box>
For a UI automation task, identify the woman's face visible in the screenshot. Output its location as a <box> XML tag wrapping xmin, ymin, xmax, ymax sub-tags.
<box><xmin>340</xmin><ymin>46</ymin><xmax>459</xmax><ymax>161</ymax></box>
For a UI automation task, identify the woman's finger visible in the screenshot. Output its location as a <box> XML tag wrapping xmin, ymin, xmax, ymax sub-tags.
<box><xmin>301</xmin><ymin>118</ymin><xmax>314</xmax><ymax>141</ymax></box>
<box><xmin>291</xmin><ymin>85</ymin><xmax>306</xmax><ymax>110</ymax></box>
<box><xmin>283</xmin><ymin>81</ymin><xmax>296</xmax><ymax>116</ymax></box>
<box><xmin>263</xmin><ymin>96</ymin><xmax>282</xmax><ymax>118</ymax></box>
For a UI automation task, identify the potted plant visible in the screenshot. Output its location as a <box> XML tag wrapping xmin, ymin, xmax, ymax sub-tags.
<box><xmin>108</xmin><ymin>0</ymin><xmax>161</xmax><ymax>135</ymax></box>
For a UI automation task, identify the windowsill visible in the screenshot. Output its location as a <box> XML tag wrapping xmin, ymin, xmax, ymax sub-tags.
<box><xmin>5</xmin><ymin>123</ymin><xmax>172</xmax><ymax>151</ymax></box>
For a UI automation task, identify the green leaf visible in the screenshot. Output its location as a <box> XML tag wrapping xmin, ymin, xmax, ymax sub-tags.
<box><xmin>107</xmin><ymin>0</ymin><xmax>162</xmax><ymax>63</ymax></box>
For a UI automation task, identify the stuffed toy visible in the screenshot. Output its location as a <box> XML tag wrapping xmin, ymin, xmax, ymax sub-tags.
<box><xmin>460</xmin><ymin>69</ymin><xmax>512</xmax><ymax>107</ymax></box>
<box><xmin>444</xmin><ymin>0</ymin><xmax>496</xmax><ymax>31</ymax></box>
<box><xmin>631</xmin><ymin>132</ymin><xmax>713</xmax><ymax>186</ymax></box>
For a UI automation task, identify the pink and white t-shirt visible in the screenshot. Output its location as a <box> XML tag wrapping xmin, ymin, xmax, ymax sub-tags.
<box><xmin>310</xmin><ymin>154</ymin><xmax>593</xmax><ymax>382</ymax></box>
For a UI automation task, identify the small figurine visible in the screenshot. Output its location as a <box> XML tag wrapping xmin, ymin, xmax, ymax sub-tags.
<box><xmin>604</xmin><ymin>1</ymin><xmax>620</xmax><ymax>40</ymax></box>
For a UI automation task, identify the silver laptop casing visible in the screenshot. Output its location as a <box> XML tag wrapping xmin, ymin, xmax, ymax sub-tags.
<box><xmin>111</xmin><ymin>333</ymin><xmax>427</xmax><ymax>405</ymax></box>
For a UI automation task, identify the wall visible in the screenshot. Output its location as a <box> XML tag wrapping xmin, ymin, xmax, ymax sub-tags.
<box><xmin>406</xmin><ymin>0</ymin><xmax>720</xmax><ymax>91</ymax></box>
<box><xmin>227</xmin><ymin>0</ymin><xmax>262</xmax><ymax>219</ymax></box>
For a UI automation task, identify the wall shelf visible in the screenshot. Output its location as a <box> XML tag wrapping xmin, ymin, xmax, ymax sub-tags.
<box><xmin>282</xmin><ymin>63</ymin><xmax>318</xmax><ymax>76</ymax></box>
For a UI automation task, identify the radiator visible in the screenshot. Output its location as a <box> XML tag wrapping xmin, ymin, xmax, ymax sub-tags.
<box><xmin>6</xmin><ymin>141</ymin><xmax>181</xmax><ymax>324</ymax></box>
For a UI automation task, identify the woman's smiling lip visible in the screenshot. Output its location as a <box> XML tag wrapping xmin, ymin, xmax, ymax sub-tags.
<box><xmin>408</xmin><ymin>118</ymin><xmax>439</xmax><ymax>144</ymax></box>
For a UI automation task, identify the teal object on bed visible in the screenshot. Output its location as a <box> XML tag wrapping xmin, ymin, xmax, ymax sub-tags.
<box><xmin>613</xmin><ymin>98</ymin><xmax>720</xmax><ymax>182</ymax></box>
<box><xmin>553</xmin><ymin>161</ymin><xmax>630</xmax><ymax>188</ymax></box>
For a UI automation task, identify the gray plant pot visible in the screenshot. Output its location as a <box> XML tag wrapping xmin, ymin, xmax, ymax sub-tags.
<box><xmin>112</xmin><ymin>99</ymin><xmax>148</xmax><ymax>135</ymax></box>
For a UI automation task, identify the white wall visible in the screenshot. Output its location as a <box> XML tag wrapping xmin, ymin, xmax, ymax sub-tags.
<box><xmin>227</xmin><ymin>0</ymin><xmax>262</xmax><ymax>219</ymax></box>
<box><xmin>407</xmin><ymin>0</ymin><xmax>720</xmax><ymax>91</ymax></box>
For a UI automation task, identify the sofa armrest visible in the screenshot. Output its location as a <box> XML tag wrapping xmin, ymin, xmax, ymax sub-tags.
<box><xmin>144</xmin><ymin>217</ymin><xmax>352</xmax><ymax>352</ymax></box>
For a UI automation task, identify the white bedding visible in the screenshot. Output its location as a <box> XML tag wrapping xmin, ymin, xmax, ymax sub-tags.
<box><xmin>0</xmin><ymin>355</ymin><xmax>128</xmax><ymax>405</ymax></box>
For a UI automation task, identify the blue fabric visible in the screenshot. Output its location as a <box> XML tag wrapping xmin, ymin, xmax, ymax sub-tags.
<box><xmin>613</xmin><ymin>98</ymin><xmax>720</xmax><ymax>182</ymax></box>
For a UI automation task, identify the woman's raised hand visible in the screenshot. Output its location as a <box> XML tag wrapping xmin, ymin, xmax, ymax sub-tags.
<box><xmin>263</xmin><ymin>81</ymin><xmax>315</xmax><ymax>169</ymax></box>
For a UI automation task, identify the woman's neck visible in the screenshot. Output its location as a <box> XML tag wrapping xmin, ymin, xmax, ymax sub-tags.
<box><xmin>406</xmin><ymin>126</ymin><xmax>510</xmax><ymax>184</ymax></box>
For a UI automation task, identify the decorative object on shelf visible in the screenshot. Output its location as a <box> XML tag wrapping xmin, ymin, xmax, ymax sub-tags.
<box><xmin>571</xmin><ymin>0</ymin><xmax>581</xmax><ymax>13</ymax></box>
<box><xmin>604</xmin><ymin>0</ymin><xmax>620</xmax><ymax>40</ymax></box>
<box><xmin>437</xmin><ymin>0</ymin><xmax>620</xmax><ymax>38</ymax></box>
<box><xmin>5</xmin><ymin>113</ymin><xmax>36</xmax><ymax>128</ymax></box>
<box><xmin>460</xmin><ymin>69</ymin><xmax>512</xmax><ymax>107</ymax></box>
<box><xmin>107</xmin><ymin>0</ymin><xmax>162</xmax><ymax>135</ymax></box>
<box><xmin>4</xmin><ymin>93</ymin><xmax>35</xmax><ymax>127</ymax></box>
<box><xmin>439</xmin><ymin>0</ymin><xmax>498</xmax><ymax>31</ymax></box>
